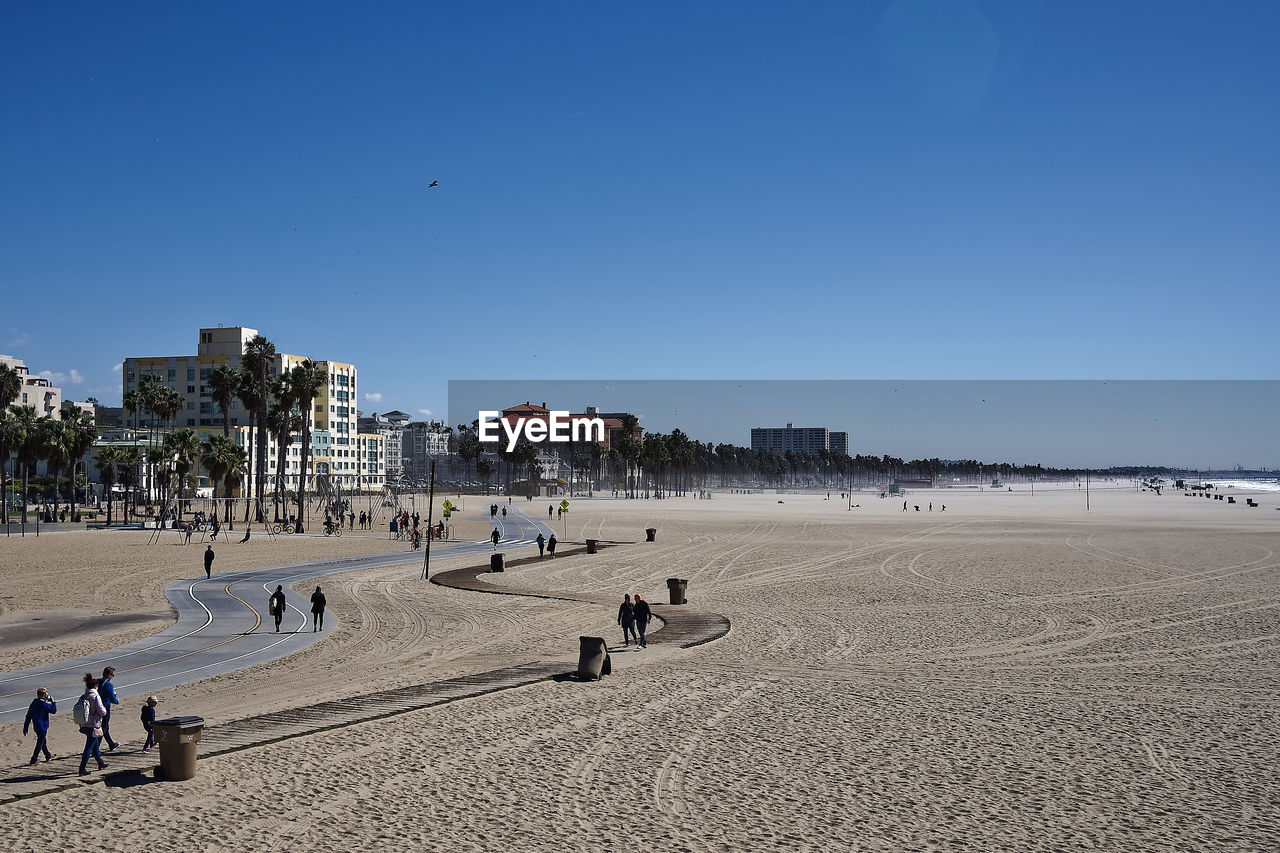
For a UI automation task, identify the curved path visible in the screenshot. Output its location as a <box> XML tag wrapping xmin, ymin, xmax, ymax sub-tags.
<box><xmin>0</xmin><ymin>513</ymin><xmax>548</xmax><ymax>724</ymax></box>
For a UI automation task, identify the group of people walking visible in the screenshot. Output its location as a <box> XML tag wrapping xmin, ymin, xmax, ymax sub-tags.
<box><xmin>23</xmin><ymin>666</ymin><xmax>162</xmax><ymax>775</ymax></box>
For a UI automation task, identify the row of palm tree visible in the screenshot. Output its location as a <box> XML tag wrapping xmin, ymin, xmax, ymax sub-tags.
<box><xmin>0</xmin><ymin>401</ymin><xmax>99</xmax><ymax>524</ymax></box>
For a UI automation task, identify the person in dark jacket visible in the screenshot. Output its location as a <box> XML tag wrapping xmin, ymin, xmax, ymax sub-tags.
<box><xmin>617</xmin><ymin>594</ymin><xmax>638</xmax><ymax>646</ymax></box>
<box><xmin>536</xmin><ymin>532</ymin><xmax>546</xmax><ymax>558</ymax></box>
<box><xmin>547</xmin><ymin>534</ymin><xmax>557</xmax><ymax>558</ymax></box>
<box><xmin>140</xmin><ymin>696</ymin><xmax>158</xmax><ymax>752</ymax></box>
<box><xmin>23</xmin><ymin>687</ymin><xmax>56</xmax><ymax>765</ymax></box>
<box><xmin>491</xmin><ymin>528</ymin><xmax>500</xmax><ymax>550</ymax></box>
<box><xmin>270</xmin><ymin>585</ymin><xmax>286</xmax><ymax>632</ymax></box>
<box><xmin>633</xmin><ymin>593</ymin><xmax>652</xmax><ymax>648</ymax></box>
<box><xmin>204</xmin><ymin>545</ymin><xmax>215</xmax><ymax>579</ymax></box>
<box><xmin>310</xmin><ymin>585</ymin><xmax>327</xmax><ymax>632</ymax></box>
<box><xmin>99</xmin><ymin>666</ymin><xmax>120</xmax><ymax>751</ymax></box>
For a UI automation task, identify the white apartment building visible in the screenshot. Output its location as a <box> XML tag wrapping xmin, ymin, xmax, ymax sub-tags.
<box><xmin>2</xmin><ymin>354</ymin><xmax>65</xmax><ymax>419</ymax></box>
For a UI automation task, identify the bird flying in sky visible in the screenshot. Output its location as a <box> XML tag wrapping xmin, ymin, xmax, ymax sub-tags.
<box><xmin>428</xmin><ymin>181</ymin><xmax>438</xmax><ymax>188</ymax></box>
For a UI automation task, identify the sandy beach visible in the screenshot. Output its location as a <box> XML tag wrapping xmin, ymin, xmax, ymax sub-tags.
<box><xmin>2</xmin><ymin>486</ymin><xmax>1278</xmax><ymax>851</ymax></box>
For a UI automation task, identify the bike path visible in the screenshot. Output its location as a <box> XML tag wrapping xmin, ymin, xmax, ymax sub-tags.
<box><xmin>0</xmin><ymin>510</ymin><xmax>551</xmax><ymax>724</ymax></box>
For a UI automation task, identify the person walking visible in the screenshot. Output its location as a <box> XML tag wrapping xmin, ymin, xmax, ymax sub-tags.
<box><xmin>633</xmin><ymin>593</ymin><xmax>652</xmax><ymax>648</ymax></box>
<box><xmin>140</xmin><ymin>696</ymin><xmax>158</xmax><ymax>752</ymax></box>
<box><xmin>269</xmin><ymin>584</ymin><xmax>286</xmax><ymax>632</ymax></box>
<box><xmin>548</xmin><ymin>504</ymin><xmax>553</xmax><ymax>518</ymax></box>
<box><xmin>617</xmin><ymin>594</ymin><xmax>638</xmax><ymax>646</ymax></box>
<box><xmin>76</xmin><ymin>674</ymin><xmax>108</xmax><ymax>776</ymax></box>
<box><xmin>491</xmin><ymin>528</ymin><xmax>500</xmax><ymax>550</ymax></box>
<box><xmin>23</xmin><ymin>687</ymin><xmax>56</xmax><ymax>765</ymax></box>
<box><xmin>204</xmin><ymin>545</ymin><xmax>215</xmax><ymax>580</ymax></box>
<box><xmin>536</xmin><ymin>532</ymin><xmax>546</xmax><ymax>558</ymax></box>
<box><xmin>310</xmin><ymin>585</ymin><xmax>327</xmax><ymax>632</ymax></box>
<box><xmin>99</xmin><ymin>666</ymin><xmax>120</xmax><ymax>751</ymax></box>
<box><xmin>547</xmin><ymin>533</ymin><xmax>557</xmax><ymax>558</ymax></box>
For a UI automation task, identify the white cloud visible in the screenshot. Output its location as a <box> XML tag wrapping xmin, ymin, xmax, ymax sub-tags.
<box><xmin>364</xmin><ymin>392</ymin><xmax>383</xmax><ymax>403</ymax></box>
<box><xmin>111</xmin><ymin>363</ymin><xmax>122</xmax><ymax>374</ymax></box>
<box><xmin>7</xmin><ymin>332</ymin><xmax>30</xmax><ymax>348</ymax></box>
<box><xmin>418</xmin><ymin>408</ymin><xmax>434</xmax><ymax>416</ymax></box>
<box><xmin>37</xmin><ymin>368</ymin><xmax>85</xmax><ymax>386</ymax></box>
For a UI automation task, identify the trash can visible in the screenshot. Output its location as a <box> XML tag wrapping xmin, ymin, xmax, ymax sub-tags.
<box><xmin>577</xmin><ymin>636</ymin><xmax>610</xmax><ymax>680</ymax></box>
<box><xmin>154</xmin><ymin>715</ymin><xmax>204</xmax><ymax>781</ymax></box>
<box><xmin>490</xmin><ymin>552</ymin><xmax>505</xmax><ymax>572</ymax></box>
<box><xmin>586</xmin><ymin>538</ymin><xmax>598</xmax><ymax>554</ymax></box>
<box><xmin>646</xmin><ymin>527</ymin><xmax>657</xmax><ymax>542</ymax></box>
<box><xmin>666</xmin><ymin>577</ymin><xmax>687</xmax><ymax>605</ymax></box>
<box><xmin>389</xmin><ymin>520</ymin><xmax>398</xmax><ymax>537</ymax></box>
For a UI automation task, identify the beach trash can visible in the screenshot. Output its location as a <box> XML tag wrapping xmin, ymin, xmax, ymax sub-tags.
<box><xmin>577</xmin><ymin>636</ymin><xmax>610</xmax><ymax>680</ymax></box>
<box><xmin>586</xmin><ymin>538</ymin><xmax>598</xmax><ymax>554</ymax></box>
<box><xmin>389</xmin><ymin>520</ymin><xmax>398</xmax><ymax>537</ymax></box>
<box><xmin>646</xmin><ymin>527</ymin><xmax>657</xmax><ymax>542</ymax></box>
<box><xmin>666</xmin><ymin>577</ymin><xmax>688</xmax><ymax>605</ymax></box>
<box><xmin>490</xmin><ymin>552</ymin><xmax>505</xmax><ymax>572</ymax></box>
<box><xmin>154</xmin><ymin>715</ymin><xmax>204</xmax><ymax>781</ymax></box>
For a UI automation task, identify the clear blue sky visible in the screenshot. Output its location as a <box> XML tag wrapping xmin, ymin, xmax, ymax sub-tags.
<box><xmin>3</xmin><ymin>2</ymin><xmax>1277</xmax><ymax>435</ymax></box>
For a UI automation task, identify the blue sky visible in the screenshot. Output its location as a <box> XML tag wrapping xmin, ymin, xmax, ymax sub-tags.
<box><xmin>3</xmin><ymin>2</ymin><xmax>1277</xmax><ymax>451</ymax></box>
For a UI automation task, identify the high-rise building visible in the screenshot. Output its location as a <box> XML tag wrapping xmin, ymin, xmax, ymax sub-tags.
<box><xmin>750</xmin><ymin>423</ymin><xmax>849</xmax><ymax>456</ymax></box>
<box><xmin>122</xmin><ymin>326</ymin><xmax>383</xmax><ymax>495</ymax></box>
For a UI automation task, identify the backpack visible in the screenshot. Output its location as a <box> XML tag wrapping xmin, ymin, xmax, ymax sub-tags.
<box><xmin>73</xmin><ymin>693</ymin><xmax>92</xmax><ymax>727</ymax></box>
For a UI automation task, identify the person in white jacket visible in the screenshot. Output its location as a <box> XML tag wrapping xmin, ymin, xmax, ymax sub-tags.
<box><xmin>77</xmin><ymin>673</ymin><xmax>109</xmax><ymax>776</ymax></box>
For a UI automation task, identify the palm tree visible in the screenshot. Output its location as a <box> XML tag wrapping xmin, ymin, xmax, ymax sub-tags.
<box><xmin>13</xmin><ymin>406</ymin><xmax>41</xmax><ymax>523</ymax></box>
<box><xmin>0</xmin><ymin>363</ymin><xmax>20</xmax><ymax>409</ymax></box>
<box><xmin>96</xmin><ymin>445</ymin><xmax>121</xmax><ymax>526</ymax></box>
<box><xmin>165</xmin><ymin>428</ymin><xmax>202</xmax><ymax>519</ymax></box>
<box><xmin>0</xmin><ymin>409</ymin><xmax>17</xmax><ymax>523</ymax></box>
<box><xmin>208</xmin><ymin>364</ymin><xmax>239</xmax><ymax>438</ymax></box>
<box><xmin>267</xmin><ymin>373</ymin><xmax>300</xmax><ymax>521</ymax></box>
<box><xmin>235</xmin><ymin>367</ymin><xmax>263</xmax><ymax>522</ymax></box>
<box><xmin>242</xmin><ymin>335</ymin><xmax>277</xmax><ymax>518</ymax></box>
<box><xmin>475</xmin><ymin>458</ymin><xmax>494</xmax><ymax>493</ymax></box>
<box><xmin>201</xmin><ymin>434</ymin><xmax>246</xmax><ymax>526</ymax></box>
<box><xmin>288</xmin><ymin>360</ymin><xmax>325</xmax><ymax>532</ymax></box>
<box><xmin>64</xmin><ymin>409</ymin><xmax>98</xmax><ymax>520</ymax></box>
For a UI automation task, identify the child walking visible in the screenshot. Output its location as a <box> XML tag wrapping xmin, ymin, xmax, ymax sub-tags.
<box><xmin>141</xmin><ymin>696</ymin><xmax>158</xmax><ymax>752</ymax></box>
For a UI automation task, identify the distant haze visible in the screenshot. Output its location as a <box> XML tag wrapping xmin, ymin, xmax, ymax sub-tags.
<box><xmin>449</xmin><ymin>380</ymin><xmax>1278</xmax><ymax>471</ymax></box>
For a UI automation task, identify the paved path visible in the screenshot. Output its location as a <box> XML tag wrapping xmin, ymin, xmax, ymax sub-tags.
<box><xmin>0</xmin><ymin>512</ymin><xmax>549</xmax><ymax>725</ymax></box>
<box><xmin>0</xmin><ymin>508</ymin><xmax>730</xmax><ymax>804</ymax></box>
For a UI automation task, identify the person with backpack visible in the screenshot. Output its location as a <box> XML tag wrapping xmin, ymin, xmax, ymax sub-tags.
<box><xmin>310</xmin><ymin>585</ymin><xmax>327</xmax><ymax>632</ymax></box>
<box><xmin>23</xmin><ymin>687</ymin><xmax>56</xmax><ymax>765</ymax></box>
<box><xmin>617</xmin><ymin>593</ymin><xmax>638</xmax><ymax>647</ymax></box>
<box><xmin>140</xmin><ymin>696</ymin><xmax>158</xmax><ymax>752</ymax></box>
<box><xmin>633</xmin><ymin>593</ymin><xmax>652</xmax><ymax>648</ymax></box>
<box><xmin>269</xmin><ymin>585</ymin><xmax>286</xmax><ymax>632</ymax></box>
<box><xmin>98</xmin><ymin>666</ymin><xmax>121</xmax><ymax>751</ymax></box>
<box><xmin>75</xmin><ymin>673</ymin><xmax>109</xmax><ymax>776</ymax></box>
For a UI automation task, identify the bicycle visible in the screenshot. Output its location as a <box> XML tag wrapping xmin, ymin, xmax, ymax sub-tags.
<box><xmin>323</xmin><ymin>525</ymin><xmax>342</xmax><ymax>537</ymax></box>
<box><xmin>269</xmin><ymin>524</ymin><xmax>296</xmax><ymax>535</ymax></box>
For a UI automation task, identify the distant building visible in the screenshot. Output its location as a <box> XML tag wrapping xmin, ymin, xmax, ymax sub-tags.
<box><xmin>358</xmin><ymin>410</ymin><xmax>410</xmax><ymax>483</ymax></box>
<box><xmin>494</xmin><ymin>402</ymin><xmax>641</xmax><ymax>452</ymax></box>
<box><xmin>829</xmin><ymin>431</ymin><xmax>849</xmax><ymax>457</ymax></box>
<box><xmin>751</xmin><ymin>423</ymin><xmax>833</xmax><ymax>455</ymax></box>
<box><xmin>2</xmin><ymin>354</ymin><xmax>65</xmax><ymax>419</ymax></box>
<box><xmin>402</xmin><ymin>421</ymin><xmax>450</xmax><ymax>482</ymax></box>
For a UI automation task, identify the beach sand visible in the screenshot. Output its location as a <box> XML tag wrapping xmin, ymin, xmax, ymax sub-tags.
<box><xmin>2</xmin><ymin>486</ymin><xmax>1278</xmax><ymax>850</ymax></box>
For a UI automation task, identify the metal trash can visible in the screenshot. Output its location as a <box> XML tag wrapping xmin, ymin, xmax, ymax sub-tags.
<box><xmin>577</xmin><ymin>636</ymin><xmax>611</xmax><ymax>680</ymax></box>
<box><xmin>646</xmin><ymin>527</ymin><xmax>657</xmax><ymax>542</ymax></box>
<box><xmin>490</xmin><ymin>552</ymin><xmax>505</xmax><ymax>572</ymax></box>
<box><xmin>586</xmin><ymin>538</ymin><xmax>598</xmax><ymax>554</ymax></box>
<box><xmin>666</xmin><ymin>577</ymin><xmax>688</xmax><ymax>605</ymax></box>
<box><xmin>154</xmin><ymin>715</ymin><xmax>204</xmax><ymax>781</ymax></box>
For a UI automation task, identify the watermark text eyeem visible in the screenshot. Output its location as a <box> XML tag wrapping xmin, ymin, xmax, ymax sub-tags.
<box><xmin>478</xmin><ymin>410</ymin><xmax>605</xmax><ymax>452</ymax></box>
